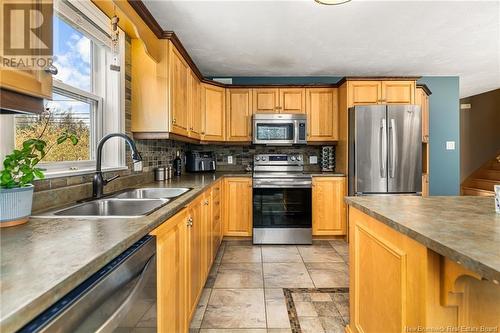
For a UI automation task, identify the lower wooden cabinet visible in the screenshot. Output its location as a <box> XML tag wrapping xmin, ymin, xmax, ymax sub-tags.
<box><xmin>150</xmin><ymin>208</ymin><xmax>189</xmax><ymax>333</ymax></box>
<box><xmin>312</xmin><ymin>177</ymin><xmax>347</xmax><ymax>236</ymax></box>
<box><xmin>152</xmin><ymin>179</ymin><xmax>224</xmax><ymax>332</ymax></box>
<box><xmin>223</xmin><ymin>177</ymin><xmax>253</xmax><ymax>237</ymax></box>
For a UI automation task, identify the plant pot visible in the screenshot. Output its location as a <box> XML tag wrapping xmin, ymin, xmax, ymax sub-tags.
<box><xmin>0</xmin><ymin>185</ymin><xmax>34</xmax><ymax>227</ymax></box>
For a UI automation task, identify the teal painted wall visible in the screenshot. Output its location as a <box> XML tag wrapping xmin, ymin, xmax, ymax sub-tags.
<box><xmin>210</xmin><ymin>76</ymin><xmax>460</xmax><ymax>195</ymax></box>
<box><xmin>417</xmin><ymin>77</ymin><xmax>460</xmax><ymax>195</ymax></box>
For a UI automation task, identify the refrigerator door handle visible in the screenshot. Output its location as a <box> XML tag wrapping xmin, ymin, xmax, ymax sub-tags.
<box><xmin>380</xmin><ymin>118</ymin><xmax>387</xmax><ymax>178</ymax></box>
<box><xmin>389</xmin><ymin>118</ymin><xmax>397</xmax><ymax>178</ymax></box>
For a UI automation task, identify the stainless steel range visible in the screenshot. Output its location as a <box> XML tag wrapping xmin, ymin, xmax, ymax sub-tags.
<box><xmin>252</xmin><ymin>154</ymin><xmax>312</xmax><ymax>245</ymax></box>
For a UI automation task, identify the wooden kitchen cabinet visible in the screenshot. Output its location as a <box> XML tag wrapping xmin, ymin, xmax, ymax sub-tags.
<box><xmin>187</xmin><ymin>195</ymin><xmax>204</xmax><ymax>319</ymax></box>
<box><xmin>252</xmin><ymin>88</ymin><xmax>306</xmax><ymax>114</ymax></box>
<box><xmin>223</xmin><ymin>177</ymin><xmax>253</xmax><ymax>237</ymax></box>
<box><xmin>252</xmin><ymin>88</ymin><xmax>279</xmax><ymax>113</ymax></box>
<box><xmin>348</xmin><ymin>80</ymin><xmax>416</xmax><ymax>107</ymax></box>
<box><xmin>201</xmin><ymin>191</ymin><xmax>213</xmax><ymax>277</ymax></box>
<box><xmin>0</xmin><ymin>0</ymin><xmax>53</xmax><ymax>100</ymax></box>
<box><xmin>306</xmin><ymin>88</ymin><xmax>339</xmax><ymax>141</ymax></box>
<box><xmin>312</xmin><ymin>177</ymin><xmax>347</xmax><ymax>236</ymax></box>
<box><xmin>382</xmin><ymin>80</ymin><xmax>415</xmax><ymax>104</ymax></box>
<box><xmin>212</xmin><ymin>181</ymin><xmax>223</xmax><ymax>250</ymax></box>
<box><xmin>150</xmin><ymin>208</ymin><xmax>189</xmax><ymax>333</ymax></box>
<box><xmin>188</xmin><ymin>70</ymin><xmax>202</xmax><ymax>139</ymax></box>
<box><xmin>169</xmin><ymin>46</ymin><xmax>190</xmax><ymax>137</ymax></box>
<box><xmin>202</xmin><ymin>83</ymin><xmax>225</xmax><ymax>141</ymax></box>
<box><xmin>279</xmin><ymin>88</ymin><xmax>306</xmax><ymax>113</ymax></box>
<box><xmin>416</xmin><ymin>86</ymin><xmax>430</xmax><ymax>143</ymax></box>
<box><xmin>226</xmin><ymin>88</ymin><xmax>252</xmax><ymax>141</ymax></box>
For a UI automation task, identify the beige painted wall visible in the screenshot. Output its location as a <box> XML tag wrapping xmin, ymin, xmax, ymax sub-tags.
<box><xmin>460</xmin><ymin>88</ymin><xmax>500</xmax><ymax>182</ymax></box>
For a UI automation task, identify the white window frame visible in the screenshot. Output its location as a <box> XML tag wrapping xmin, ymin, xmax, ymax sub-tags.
<box><xmin>0</xmin><ymin>0</ymin><xmax>127</xmax><ymax>178</ymax></box>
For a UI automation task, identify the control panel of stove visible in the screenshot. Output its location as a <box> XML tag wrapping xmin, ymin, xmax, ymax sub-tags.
<box><xmin>254</xmin><ymin>154</ymin><xmax>304</xmax><ymax>165</ymax></box>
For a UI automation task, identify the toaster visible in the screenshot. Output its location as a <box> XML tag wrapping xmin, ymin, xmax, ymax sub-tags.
<box><xmin>186</xmin><ymin>151</ymin><xmax>216</xmax><ymax>172</ymax></box>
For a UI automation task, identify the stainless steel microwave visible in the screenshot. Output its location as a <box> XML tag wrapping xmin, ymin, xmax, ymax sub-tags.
<box><xmin>252</xmin><ymin>113</ymin><xmax>307</xmax><ymax>145</ymax></box>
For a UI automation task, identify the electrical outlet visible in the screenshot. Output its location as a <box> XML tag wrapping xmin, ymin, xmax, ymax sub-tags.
<box><xmin>227</xmin><ymin>156</ymin><xmax>233</xmax><ymax>164</ymax></box>
<box><xmin>133</xmin><ymin>161</ymin><xmax>143</xmax><ymax>172</ymax></box>
<box><xmin>446</xmin><ymin>141</ymin><xmax>455</xmax><ymax>150</ymax></box>
<box><xmin>309</xmin><ymin>156</ymin><xmax>318</xmax><ymax>164</ymax></box>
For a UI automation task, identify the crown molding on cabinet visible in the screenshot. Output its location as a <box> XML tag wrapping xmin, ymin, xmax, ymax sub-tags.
<box><xmin>417</xmin><ymin>83</ymin><xmax>433</xmax><ymax>95</ymax></box>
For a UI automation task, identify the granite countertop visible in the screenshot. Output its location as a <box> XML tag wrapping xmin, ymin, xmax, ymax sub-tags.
<box><xmin>345</xmin><ymin>196</ymin><xmax>500</xmax><ymax>282</ymax></box>
<box><xmin>0</xmin><ymin>172</ymin><xmax>251</xmax><ymax>333</ymax></box>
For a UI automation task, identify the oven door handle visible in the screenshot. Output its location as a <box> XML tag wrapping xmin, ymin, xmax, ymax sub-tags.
<box><xmin>253</xmin><ymin>179</ymin><xmax>312</xmax><ymax>188</ymax></box>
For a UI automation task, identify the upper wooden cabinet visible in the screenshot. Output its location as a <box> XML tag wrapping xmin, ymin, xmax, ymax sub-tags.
<box><xmin>312</xmin><ymin>177</ymin><xmax>347</xmax><ymax>236</ymax></box>
<box><xmin>252</xmin><ymin>88</ymin><xmax>306</xmax><ymax>114</ymax></box>
<box><xmin>279</xmin><ymin>88</ymin><xmax>306</xmax><ymax>113</ymax></box>
<box><xmin>306</xmin><ymin>88</ymin><xmax>339</xmax><ymax>141</ymax></box>
<box><xmin>188</xmin><ymin>70</ymin><xmax>202</xmax><ymax>140</ymax></box>
<box><xmin>201</xmin><ymin>83</ymin><xmax>225</xmax><ymax>141</ymax></box>
<box><xmin>252</xmin><ymin>88</ymin><xmax>279</xmax><ymax>113</ymax></box>
<box><xmin>223</xmin><ymin>177</ymin><xmax>253</xmax><ymax>237</ymax></box>
<box><xmin>416</xmin><ymin>86</ymin><xmax>430</xmax><ymax>143</ymax></box>
<box><xmin>0</xmin><ymin>0</ymin><xmax>53</xmax><ymax>100</ymax></box>
<box><xmin>169</xmin><ymin>46</ymin><xmax>190</xmax><ymax>137</ymax></box>
<box><xmin>348</xmin><ymin>80</ymin><xmax>416</xmax><ymax>107</ymax></box>
<box><xmin>226</xmin><ymin>88</ymin><xmax>252</xmax><ymax>141</ymax></box>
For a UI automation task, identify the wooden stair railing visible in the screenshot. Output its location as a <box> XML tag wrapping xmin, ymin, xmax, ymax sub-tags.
<box><xmin>461</xmin><ymin>153</ymin><xmax>500</xmax><ymax>196</ymax></box>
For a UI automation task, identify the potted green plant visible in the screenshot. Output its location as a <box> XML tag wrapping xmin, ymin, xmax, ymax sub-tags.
<box><xmin>0</xmin><ymin>114</ymin><xmax>78</xmax><ymax>227</ymax></box>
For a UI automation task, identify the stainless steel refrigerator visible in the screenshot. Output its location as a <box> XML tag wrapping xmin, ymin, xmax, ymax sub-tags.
<box><xmin>348</xmin><ymin>105</ymin><xmax>422</xmax><ymax>195</ymax></box>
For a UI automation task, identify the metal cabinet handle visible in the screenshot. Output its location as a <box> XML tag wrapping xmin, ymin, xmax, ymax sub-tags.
<box><xmin>172</xmin><ymin>118</ymin><xmax>176</xmax><ymax>124</ymax></box>
<box><xmin>204</xmin><ymin>200</ymin><xmax>209</xmax><ymax>205</ymax></box>
<box><xmin>44</xmin><ymin>64</ymin><xmax>58</xmax><ymax>75</ymax></box>
<box><xmin>187</xmin><ymin>217</ymin><xmax>193</xmax><ymax>226</ymax></box>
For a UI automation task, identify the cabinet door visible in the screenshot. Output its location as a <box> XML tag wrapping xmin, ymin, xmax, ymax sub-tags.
<box><xmin>151</xmin><ymin>209</ymin><xmax>188</xmax><ymax>332</ymax></box>
<box><xmin>188</xmin><ymin>70</ymin><xmax>202</xmax><ymax>139</ymax></box>
<box><xmin>187</xmin><ymin>196</ymin><xmax>204</xmax><ymax>319</ymax></box>
<box><xmin>201</xmin><ymin>192</ymin><xmax>213</xmax><ymax>277</ymax></box>
<box><xmin>0</xmin><ymin>0</ymin><xmax>53</xmax><ymax>99</ymax></box>
<box><xmin>169</xmin><ymin>46</ymin><xmax>190</xmax><ymax>136</ymax></box>
<box><xmin>348</xmin><ymin>81</ymin><xmax>381</xmax><ymax>106</ymax></box>
<box><xmin>415</xmin><ymin>87</ymin><xmax>429</xmax><ymax>142</ymax></box>
<box><xmin>252</xmin><ymin>88</ymin><xmax>279</xmax><ymax>113</ymax></box>
<box><xmin>202</xmin><ymin>84</ymin><xmax>225</xmax><ymax>141</ymax></box>
<box><xmin>279</xmin><ymin>88</ymin><xmax>306</xmax><ymax>113</ymax></box>
<box><xmin>212</xmin><ymin>181</ymin><xmax>223</xmax><ymax>255</ymax></box>
<box><xmin>223</xmin><ymin>177</ymin><xmax>253</xmax><ymax>237</ymax></box>
<box><xmin>312</xmin><ymin>177</ymin><xmax>347</xmax><ymax>235</ymax></box>
<box><xmin>306</xmin><ymin>88</ymin><xmax>338</xmax><ymax>141</ymax></box>
<box><xmin>381</xmin><ymin>81</ymin><xmax>415</xmax><ymax>104</ymax></box>
<box><xmin>226</xmin><ymin>89</ymin><xmax>252</xmax><ymax>141</ymax></box>
<box><xmin>422</xmin><ymin>174</ymin><xmax>429</xmax><ymax>197</ymax></box>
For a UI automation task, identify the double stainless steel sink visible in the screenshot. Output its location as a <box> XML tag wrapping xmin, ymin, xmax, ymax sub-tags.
<box><xmin>38</xmin><ymin>187</ymin><xmax>191</xmax><ymax>218</ymax></box>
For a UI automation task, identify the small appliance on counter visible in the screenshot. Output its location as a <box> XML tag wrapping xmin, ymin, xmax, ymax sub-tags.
<box><xmin>321</xmin><ymin>146</ymin><xmax>336</xmax><ymax>172</ymax></box>
<box><xmin>186</xmin><ymin>151</ymin><xmax>216</xmax><ymax>173</ymax></box>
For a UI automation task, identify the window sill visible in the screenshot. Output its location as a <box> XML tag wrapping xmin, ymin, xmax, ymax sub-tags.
<box><xmin>42</xmin><ymin>166</ymin><xmax>129</xmax><ymax>179</ymax></box>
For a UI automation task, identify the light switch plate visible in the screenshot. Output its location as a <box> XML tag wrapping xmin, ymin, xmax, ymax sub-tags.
<box><xmin>227</xmin><ymin>156</ymin><xmax>233</xmax><ymax>164</ymax></box>
<box><xmin>133</xmin><ymin>161</ymin><xmax>143</xmax><ymax>172</ymax></box>
<box><xmin>446</xmin><ymin>141</ymin><xmax>456</xmax><ymax>150</ymax></box>
<box><xmin>309</xmin><ymin>156</ymin><xmax>318</xmax><ymax>164</ymax></box>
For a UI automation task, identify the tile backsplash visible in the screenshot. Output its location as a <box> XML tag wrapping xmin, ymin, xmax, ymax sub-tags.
<box><xmin>189</xmin><ymin>144</ymin><xmax>324</xmax><ymax>172</ymax></box>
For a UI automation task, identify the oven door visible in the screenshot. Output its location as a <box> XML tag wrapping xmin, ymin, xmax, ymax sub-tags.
<box><xmin>253</xmin><ymin>185</ymin><xmax>312</xmax><ymax>244</ymax></box>
<box><xmin>253</xmin><ymin>121</ymin><xmax>296</xmax><ymax>145</ymax></box>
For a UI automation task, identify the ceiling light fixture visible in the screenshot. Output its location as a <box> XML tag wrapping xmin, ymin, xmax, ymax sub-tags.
<box><xmin>314</xmin><ymin>0</ymin><xmax>351</xmax><ymax>5</ymax></box>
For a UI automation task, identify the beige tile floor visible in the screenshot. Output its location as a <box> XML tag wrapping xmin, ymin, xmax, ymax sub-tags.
<box><xmin>190</xmin><ymin>239</ymin><xmax>349</xmax><ymax>333</ymax></box>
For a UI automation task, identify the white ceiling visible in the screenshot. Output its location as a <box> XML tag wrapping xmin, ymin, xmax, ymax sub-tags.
<box><xmin>143</xmin><ymin>0</ymin><xmax>500</xmax><ymax>98</ymax></box>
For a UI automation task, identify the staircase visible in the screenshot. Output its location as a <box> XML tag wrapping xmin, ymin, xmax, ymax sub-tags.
<box><xmin>461</xmin><ymin>154</ymin><xmax>500</xmax><ymax>196</ymax></box>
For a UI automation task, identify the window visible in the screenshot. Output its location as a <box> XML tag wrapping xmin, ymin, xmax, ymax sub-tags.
<box><xmin>1</xmin><ymin>0</ymin><xmax>125</xmax><ymax>177</ymax></box>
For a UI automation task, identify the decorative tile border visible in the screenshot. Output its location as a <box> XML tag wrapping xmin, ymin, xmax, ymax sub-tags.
<box><xmin>283</xmin><ymin>287</ymin><xmax>349</xmax><ymax>333</ymax></box>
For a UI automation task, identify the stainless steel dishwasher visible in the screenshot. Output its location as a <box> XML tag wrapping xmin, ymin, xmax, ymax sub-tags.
<box><xmin>19</xmin><ymin>236</ymin><xmax>157</xmax><ymax>333</ymax></box>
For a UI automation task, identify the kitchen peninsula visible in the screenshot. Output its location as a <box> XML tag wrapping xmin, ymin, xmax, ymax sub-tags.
<box><xmin>344</xmin><ymin>195</ymin><xmax>500</xmax><ymax>333</ymax></box>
